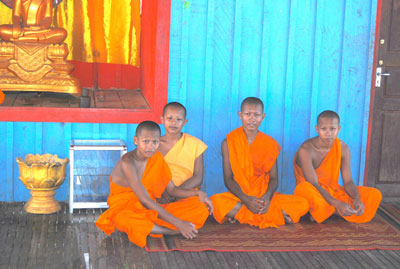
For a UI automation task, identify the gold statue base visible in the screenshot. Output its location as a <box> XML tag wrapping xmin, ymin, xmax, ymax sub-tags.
<box><xmin>24</xmin><ymin>189</ymin><xmax>61</xmax><ymax>214</ymax></box>
<box><xmin>0</xmin><ymin>41</ymin><xmax>81</xmax><ymax>97</ymax></box>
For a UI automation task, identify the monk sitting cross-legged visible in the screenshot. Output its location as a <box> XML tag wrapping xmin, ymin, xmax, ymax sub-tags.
<box><xmin>294</xmin><ymin>110</ymin><xmax>382</xmax><ymax>223</ymax></box>
<box><xmin>211</xmin><ymin>97</ymin><xmax>309</xmax><ymax>228</ymax></box>
<box><xmin>157</xmin><ymin>102</ymin><xmax>213</xmax><ymax>220</ymax></box>
<box><xmin>95</xmin><ymin>121</ymin><xmax>210</xmax><ymax>248</ymax></box>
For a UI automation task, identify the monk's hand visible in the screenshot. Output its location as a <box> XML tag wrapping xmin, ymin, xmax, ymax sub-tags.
<box><xmin>243</xmin><ymin>196</ymin><xmax>263</xmax><ymax>214</ymax></box>
<box><xmin>353</xmin><ymin>198</ymin><xmax>365</xmax><ymax>216</ymax></box>
<box><xmin>178</xmin><ymin>221</ymin><xmax>198</xmax><ymax>239</ymax></box>
<box><xmin>258</xmin><ymin>199</ymin><xmax>270</xmax><ymax>215</ymax></box>
<box><xmin>336</xmin><ymin>201</ymin><xmax>357</xmax><ymax>216</ymax></box>
<box><xmin>198</xmin><ymin>191</ymin><xmax>214</xmax><ymax>215</ymax></box>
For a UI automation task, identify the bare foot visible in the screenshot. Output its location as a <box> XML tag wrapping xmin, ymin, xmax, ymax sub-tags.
<box><xmin>228</xmin><ymin>217</ymin><xmax>237</xmax><ymax>224</ymax></box>
<box><xmin>282</xmin><ymin>211</ymin><xmax>293</xmax><ymax>224</ymax></box>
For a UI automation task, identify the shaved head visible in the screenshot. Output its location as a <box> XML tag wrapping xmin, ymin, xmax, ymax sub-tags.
<box><xmin>163</xmin><ymin>102</ymin><xmax>187</xmax><ymax>118</ymax></box>
<box><xmin>317</xmin><ymin>110</ymin><xmax>340</xmax><ymax>125</ymax></box>
<box><xmin>135</xmin><ymin>121</ymin><xmax>161</xmax><ymax>137</ymax></box>
<box><xmin>241</xmin><ymin>97</ymin><xmax>264</xmax><ymax>112</ymax></box>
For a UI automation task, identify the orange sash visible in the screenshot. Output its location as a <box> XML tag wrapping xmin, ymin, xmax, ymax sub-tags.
<box><xmin>211</xmin><ymin>127</ymin><xmax>308</xmax><ymax>228</ymax></box>
<box><xmin>294</xmin><ymin>138</ymin><xmax>382</xmax><ymax>223</ymax></box>
<box><xmin>96</xmin><ymin>152</ymin><xmax>209</xmax><ymax>247</ymax></box>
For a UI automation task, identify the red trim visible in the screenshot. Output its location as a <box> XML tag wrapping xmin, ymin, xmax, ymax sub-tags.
<box><xmin>364</xmin><ymin>0</ymin><xmax>382</xmax><ymax>186</ymax></box>
<box><xmin>0</xmin><ymin>0</ymin><xmax>170</xmax><ymax>124</ymax></box>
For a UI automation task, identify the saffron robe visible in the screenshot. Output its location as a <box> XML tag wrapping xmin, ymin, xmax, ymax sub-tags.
<box><xmin>0</xmin><ymin>90</ymin><xmax>4</xmax><ymax>104</ymax></box>
<box><xmin>95</xmin><ymin>152</ymin><xmax>209</xmax><ymax>248</ymax></box>
<box><xmin>211</xmin><ymin>127</ymin><xmax>309</xmax><ymax>228</ymax></box>
<box><xmin>294</xmin><ymin>137</ymin><xmax>382</xmax><ymax>223</ymax></box>
<box><xmin>164</xmin><ymin>133</ymin><xmax>208</xmax><ymax>187</ymax></box>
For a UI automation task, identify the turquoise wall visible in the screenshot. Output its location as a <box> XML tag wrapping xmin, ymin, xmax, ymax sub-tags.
<box><xmin>0</xmin><ymin>0</ymin><xmax>378</xmax><ymax>201</ymax></box>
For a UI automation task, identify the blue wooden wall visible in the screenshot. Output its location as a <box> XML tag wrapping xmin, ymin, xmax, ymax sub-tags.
<box><xmin>0</xmin><ymin>0</ymin><xmax>378</xmax><ymax>201</ymax></box>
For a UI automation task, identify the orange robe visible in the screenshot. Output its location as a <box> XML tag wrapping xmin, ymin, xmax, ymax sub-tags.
<box><xmin>211</xmin><ymin>127</ymin><xmax>309</xmax><ymax>228</ymax></box>
<box><xmin>95</xmin><ymin>152</ymin><xmax>209</xmax><ymax>248</ymax></box>
<box><xmin>164</xmin><ymin>133</ymin><xmax>207</xmax><ymax>187</ymax></box>
<box><xmin>0</xmin><ymin>90</ymin><xmax>4</xmax><ymax>104</ymax></box>
<box><xmin>294</xmin><ymin>137</ymin><xmax>382</xmax><ymax>223</ymax></box>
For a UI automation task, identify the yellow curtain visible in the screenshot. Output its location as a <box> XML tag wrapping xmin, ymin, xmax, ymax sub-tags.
<box><xmin>0</xmin><ymin>0</ymin><xmax>140</xmax><ymax>66</ymax></box>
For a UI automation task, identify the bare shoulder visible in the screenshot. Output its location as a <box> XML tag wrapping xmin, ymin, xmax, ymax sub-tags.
<box><xmin>221</xmin><ymin>138</ymin><xmax>227</xmax><ymax>147</ymax></box>
<box><xmin>340</xmin><ymin>140</ymin><xmax>351</xmax><ymax>157</ymax></box>
<box><xmin>112</xmin><ymin>151</ymin><xmax>137</xmax><ymax>184</ymax></box>
<box><xmin>221</xmin><ymin>138</ymin><xmax>228</xmax><ymax>155</ymax></box>
<box><xmin>298</xmin><ymin>137</ymin><xmax>315</xmax><ymax>155</ymax></box>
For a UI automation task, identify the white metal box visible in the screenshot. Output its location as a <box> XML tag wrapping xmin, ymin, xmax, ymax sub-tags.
<box><xmin>69</xmin><ymin>140</ymin><xmax>127</xmax><ymax>213</ymax></box>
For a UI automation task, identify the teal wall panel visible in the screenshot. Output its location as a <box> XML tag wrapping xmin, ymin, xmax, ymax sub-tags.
<box><xmin>0</xmin><ymin>0</ymin><xmax>377</xmax><ymax>201</ymax></box>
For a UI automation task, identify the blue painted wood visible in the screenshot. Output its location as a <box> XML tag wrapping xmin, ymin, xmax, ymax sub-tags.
<box><xmin>0</xmin><ymin>0</ymin><xmax>378</xmax><ymax>201</ymax></box>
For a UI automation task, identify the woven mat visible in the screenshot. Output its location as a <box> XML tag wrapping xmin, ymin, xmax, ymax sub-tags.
<box><xmin>146</xmin><ymin>203</ymin><xmax>400</xmax><ymax>252</ymax></box>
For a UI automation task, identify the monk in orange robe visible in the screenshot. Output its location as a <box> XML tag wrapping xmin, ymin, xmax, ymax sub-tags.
<box><xmin>95</xmin><ymin>121</ymin><xmax>210</xmax><ymax>248</ymax></box>
<box><xmin>211</xmin><ymin>97</ymin><xmax>309</xmax><ymax>228</ymax></box>
<box><xmin>157</xmin><ymin>102</ymin><xmax>212</xmax><ymax>216</ymax></box>
<box><xmin>294</xmin><ymin>110</ymin><xmax>382</xmax><ymax>223</ymax></box>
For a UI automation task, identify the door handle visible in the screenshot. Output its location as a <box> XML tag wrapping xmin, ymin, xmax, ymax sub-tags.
<box><xmin>376</xmin><ymin>67</ymin><xmax>390</xmax><ymax>87</ymax></box>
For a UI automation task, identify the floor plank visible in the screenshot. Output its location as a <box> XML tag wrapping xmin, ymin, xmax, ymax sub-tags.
<box><xmin>0</xmin><ymin>202</ymin><xmax>399</xmax><ymax>269</ymax></box>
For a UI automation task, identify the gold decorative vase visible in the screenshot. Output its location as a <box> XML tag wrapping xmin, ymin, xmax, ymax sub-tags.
<box><xmin>16</xmin><ymin>154</ymin><xmax>69</xmax><ymax>214</ymax></box>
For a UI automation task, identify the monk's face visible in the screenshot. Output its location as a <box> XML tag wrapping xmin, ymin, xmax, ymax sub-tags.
<box><xmin>315</xmin><ymin>117</ymin><xmax>341</xmax><ymax>143</ymax></box>
<box><xmin>134</xmin><ymin>129</ymin><xmax>160</xmax><ymax>158</ymax></box>
<box><xmin>161</xmin><ymin>107</ymin><xmax>187</xmax><ymax>134</ymax></box>
<box><xmin>239</xmin><ymin>103</ymin><xmax>265</xmax><ymax>132</ymax></box>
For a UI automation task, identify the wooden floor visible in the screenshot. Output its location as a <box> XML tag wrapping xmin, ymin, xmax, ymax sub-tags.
<box><xmin>0</xmin><ymin>89</ymin><xmax>150</xmax><ymax>109</ymax></box>
<box><xmin>0</xmin><ymin>202</ymin><xmax>399</xmax><ymax>269</ymax></box>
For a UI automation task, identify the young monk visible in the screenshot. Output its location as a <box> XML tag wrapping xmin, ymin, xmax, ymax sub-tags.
<box><xmin>157</xmin><ymin>102</ymin><xmax>213</xmax><ymax>214</ymax></box>
<box><xmin>211</xmin><ymin>97</ymin><xmax>309</xmax><ymax>228</ymax></box>
<box><xmin>96</xmin><ymin>121</ymin><xmax>211</xmax><ymax>248</ymax></box>
<box><xmin>294</xmin><ymin>110</ymin><xmax>382</xmax><ymax>223</ymax></box>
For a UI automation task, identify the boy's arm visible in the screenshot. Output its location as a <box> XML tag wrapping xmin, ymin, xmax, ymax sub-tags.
<box><xmin>165</xmin><ymin>182</ymin><xmax>213</xmax><ymax>214</ymax></box>
<box><xmin>121</xmin><ymin>160</ymin><xmax>198</xmax><ymax>238</ymax></box>
<box><xmin>221</xmin><ymin>139</ymin><xmax>262</xmax><ymax>214</ymax></box>
<box><xmin>341</xmin><ymin>142</ymin><xmax>364</xmax><ymax>216</ymax></box>
<box><xmin>259</xmin><ymin>161</ymin><xmax>279</xmax><ymax>214</ymax></box>
<box><xmin>178</xmin><ymin>154</ymin><xmax>204</xmax><ymax>190</ymax></box>
<box><xmin>297</xmin><ymin>146</ymin><xmax>357</xmax><ymax>216</ymax></box>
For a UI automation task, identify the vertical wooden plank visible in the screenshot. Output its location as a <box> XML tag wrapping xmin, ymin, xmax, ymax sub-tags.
<box><xmin>119</xmin><ymin>123</ymin><xmax>128</xmax><ymax>144</ymax></box>
<box><xmin>258</xmin><ymin>0</ymin><xmax>271</xmax><ymax>102</ymax></box>
<box><xmin>262</xmin><ymin>0</ymin><xmax>291</xmax><ymax>174</ymax></box>
<box><xmin>230</xmin><ymin>0</ymin><xmax>242</xmax><ymax>129</ymax></box>
<box><xmin>185</xmin><ymin>0</ymin><xmax>208</xmax><ymax>139</ymax></box>
<box><xmin>203</xmin><ymin>0</ymin><xmax>236</xmax><ymax>195</ymax></box>
<box><xmin>179</xmin><ymin>0</ymin><xmax>190</xmax><ymax>106</ymax></box>
<box><xmin>281</xmin><ymin>0</ymin><xmax>298</xmax><ymax>193</ymax></box>
<box><xmin>64</xmin><ymin>123</ymin><xmax>72</xmax><ymax>203</ymax></box>
<box><xmin>202</xmin><ymin>0</ymin><xmax>215</xmax><ymax>193</ymax></box>
<box><xmin>93</xmin><ymin>123</ymin><xmax>100</xmax><ymax>140</ymax></box>
<box><xmin>338</xmin><ymin>0</ymin><xmax>373</xmax><ymax>186</ymax></box>
<box><xmin>168</xmin><ymin>0</ymin><xmax>183</xmax><ymax>101</ymax></box>
<box><xmin>360</xmin><ymin>0</ymin><xmax>378</xmax><ymax>185</ymax></box>
<box><xmin>239</xmin><ymin>0</ymin><xmax>263</xmax><ymax>99</ymax></box>
<box><xmin>35</xmin><ymin>122</ymin><xmax>43</xmax><ymax>154</ymax></box>
<box><xmin>309</xmin><ymin>1</ymin><xmax>324</xmax><ymax>136</ymax></box>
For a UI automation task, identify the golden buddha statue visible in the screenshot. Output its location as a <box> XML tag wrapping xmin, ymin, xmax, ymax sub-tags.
<box><xmin>0</xmin><ymin>0</ymin><xmax>82</xmax><ymax>101</ymax></box>
<box><xmin>0</xmin><ymin>0</ymin><xmax>67</xmax><ymax>44</ymax></box>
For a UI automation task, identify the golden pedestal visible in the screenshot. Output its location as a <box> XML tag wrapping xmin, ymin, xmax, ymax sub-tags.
<box><xmin>0</xmin><ymin>41</ymin><xmax>81</xmax><ymax>97</ymax></box>
<box><xmin>16</xmin><ymin>154</ymin><xmax>69</xmax><ymax>214</ymax></box>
